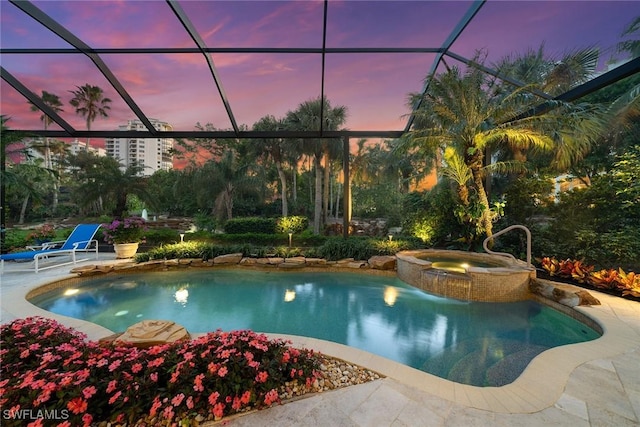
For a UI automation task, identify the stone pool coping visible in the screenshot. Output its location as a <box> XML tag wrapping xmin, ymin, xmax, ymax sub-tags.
<box><xmin>2</xmin><ymin>257</ymin><xmax>639</xmax><ymax>414</ymax></box>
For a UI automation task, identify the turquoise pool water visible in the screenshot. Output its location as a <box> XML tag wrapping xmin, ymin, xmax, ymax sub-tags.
<box><xmin>30</xmin><ymin>270</ymin><xmax>600</xmax><ymax>386</ymax></box>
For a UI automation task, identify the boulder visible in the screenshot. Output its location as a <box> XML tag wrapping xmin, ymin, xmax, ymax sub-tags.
<box><xmin>368</xmin><ymin>255</ymin><xmax>396</xmax><ymax>270</ymax></box>
<box><xmin>112</xmin><ymin>320</ymin><xmax>189</xmax><ymax>348</ymax></box>
<box><xmin>213</xmin><ymin>253</ymin><xmax>243</xmax><ymax>264</ymax></box>
<box><xmin>530</xmin><ymin>279</ymin><xmax>600</xmax><ymax>307</ymax></box>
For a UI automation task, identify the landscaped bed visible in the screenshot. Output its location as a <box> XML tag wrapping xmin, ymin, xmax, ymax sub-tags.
<box><xmin>0</xmin><ymin>317</ymin><xmax>379</xmax><ymax>427</ymax></box>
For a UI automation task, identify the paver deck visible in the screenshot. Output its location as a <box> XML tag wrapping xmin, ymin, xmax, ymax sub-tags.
<box><xmin>1</xmin><ymin>254</ymin><xmax>638</xmax><ymax>426</ymax></box>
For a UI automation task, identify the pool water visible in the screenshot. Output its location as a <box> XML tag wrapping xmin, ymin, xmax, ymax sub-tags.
<box><xmin>30</xmin><ymin>270</ymin><xmax>600</xmax><ymax>386</ymax></box>
<box><xmin>417</xmin><ymin>255</ymin><xmax>502</xmax><ymax>272</ymax></box>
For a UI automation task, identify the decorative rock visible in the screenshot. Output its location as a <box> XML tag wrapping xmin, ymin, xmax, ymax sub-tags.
<box><xmin>240</xmin><ymin>257</ymin><xmax>257</xmax><ymax>265</ymax></box>
<box><xmin>529</xmin><ymin>279</ymin><xmax>600</xmax><ymax>307</ymax></box>
<box><xmin>279</xmin><ymin>262</ymin><xmax>305</xmax><ymax>269</ymax></box>
<box><xmin>70</xmin><ymin>265</ymin><xmax>97</xmax><ymax>274</ymax></box>
<box><xmin>368</xmin><ymin>255</ymin><xmax>396</xmax><ymax>270</ymax></box>
<box><xmin>213</xmin><ymin>253</ymin><xmax>243</xmax><ymax>264</ymax></box>
<box><xmin>284</xmin><ymin>256</ymin><xmax>306</xmax><ymax>265</ymax></box>
<box><xmin>267</xmin><ymin>257</ymin><xmax>285</xmax><ymax>264</ymax></box>
<box><xmin>189</xmin><ymin>259</ymin><xmax>211</xmax><ymax>267</ymax></box>
<box><xmin>347</xmin><ymin>261</ymin><xmax>368</xmax><ymax>269</ymax></box>
<box><xmin>305</xmin><ymin>258</ymin><xmax>327</xmax><ymax>266</ymax></box>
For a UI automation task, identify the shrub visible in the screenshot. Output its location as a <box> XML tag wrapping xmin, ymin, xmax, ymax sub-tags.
<box><xmin>0</xmin><ymin>317</ymin><xmax>320</xmax><ymax>426</ymax></box>
<box><xmin>194</xmin><ymin>213</ymin><xmax>217</xmax><ymax>232</ymax></box>
<box><xmin>276</xmin><ymin>216</ymin><xmax>309</xmax><ymax>234</ymax></box>
<box><xmin>224</xmin><ymin>217</ymin><xmax>277</xmax><ymax>234</ymax></box>
<box><xmin>317</xmin><ymin>237</ymin><xmax>421</xmax><ymax>261</ymax></box>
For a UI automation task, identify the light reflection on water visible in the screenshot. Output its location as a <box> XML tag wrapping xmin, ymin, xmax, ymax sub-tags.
<box><xmin>30</xmin><ymin>270</ymin><xmax>599</xmax><ymax>386</ymax></box>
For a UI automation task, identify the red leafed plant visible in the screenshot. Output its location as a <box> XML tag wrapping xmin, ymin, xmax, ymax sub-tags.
<box><xmin>556</xmin><ymin>259</ymin><xmax>594</xmax><ymax>283</ymax></box>
<box><xmin>617</xmin><ymin>269</ymin><xmax>640</xmax><ymax>298</ymax></box>
<box><xmin>588</xmin><ymin>268</ymin><xmax>620</xmax><ymax>290</ymax></box>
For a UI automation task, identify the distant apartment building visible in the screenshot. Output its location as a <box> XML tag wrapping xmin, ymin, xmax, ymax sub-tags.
<box><xmin>68</xmin><ymin>139</ymin><xmax>106</xmax><ymax>157</ymax></box>
<box><xmin>105</xmin><ymin>119</ymin><xmax>174</xmax><ymax>176</ymax></box>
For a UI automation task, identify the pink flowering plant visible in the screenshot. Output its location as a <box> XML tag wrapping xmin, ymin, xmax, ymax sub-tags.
<box><xmin>26</xmin><ymin>224</ymin><xmax>57</xmax><ymax>243</ymax></box>
<box><xmin>1</xmin><ymin>317</ymin><xmax>320</xmax><ymax>426</ymax></box>
<box><xmin>102</xmin><ymin>217</ymin><xmax>147</xmax><ymax>244</ymax></box>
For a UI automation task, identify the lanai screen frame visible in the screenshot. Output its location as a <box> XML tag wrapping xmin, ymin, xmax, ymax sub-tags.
<box><xmin>1</xmin><ymin>0</ymin><xmax>640</xmax><ymax>240</ymax></box>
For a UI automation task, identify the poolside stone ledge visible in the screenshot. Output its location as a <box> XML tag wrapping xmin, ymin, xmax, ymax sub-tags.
<box><xmin>68</xmin><ymin>254</ymin><xmax>398</xmax><ymax>276</ymax></box>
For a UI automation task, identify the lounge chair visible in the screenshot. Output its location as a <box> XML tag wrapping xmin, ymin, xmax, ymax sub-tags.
<box><xmin>0</xmin><ymin>223</ymin><xmax>101</xmax><ymax>273</ymax></box>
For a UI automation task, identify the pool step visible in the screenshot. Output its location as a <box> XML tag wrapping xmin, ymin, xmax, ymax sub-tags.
<box><xmin>422</xmin><ymin>338</ymin><xmax>548</xmax><ymax>386</ymax></box>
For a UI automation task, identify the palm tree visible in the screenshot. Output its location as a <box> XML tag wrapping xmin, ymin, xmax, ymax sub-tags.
<box><xmin>29</xmin><ymin>91</ymin><xmax>64</xmax><ymax>169</ymax></box>
<box><xmin>407</xmin><ymin>62</ymin><xmax>567</xmax><ymax>239</ymax></box>
<box><xmin>617</xmin><ymin>16</ymin><xmax>640</xmax><ymax>58</ymax></box>
<box><xmin>251</xmin><ymin>115</ymin><xmax>290</xmax><ymax>216</ymax></box>
<box><xmin>71</xmin><ymin>154</ymin><xmax>151</xmax><ymax>218</ymax></box>
<box><xmin>29</xmin><ymin>91</ymin><xmax>64</xmax><ymax>211</ymax></box>
<box><xmin>285</xmin><ymin>96</ymin><xmax>347</xmax><ymax>234</ymax></box>
<box><xmin>69</xmin><ymin>84</ymin><xmax>112</xmax><ymax>151</ymax></box>
<box><xmin>206</xmin><ymin>150</ymin><xmax>257</xmax><ymax>221</ymax></box>
<box><xmin>492</xmin><ymin>45</ymin><xmax>603</xmax><ymax>170</ymax></box>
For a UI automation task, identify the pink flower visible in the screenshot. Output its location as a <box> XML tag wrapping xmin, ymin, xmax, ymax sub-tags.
<box><xmin>232</xmin><ymin>396</ymin><xmax>242</xmax><ymax>411</ymax></box>
<box><xmin>241</xmin><ymin>390</ymin><xmax>251</xmax><ymax>405</ymax></box>
<box><xmin>106</xmin><ymin>380</ymin><xmax>117</xmax><ymax>393</ymax></box>
<box><xmin>108</xmin><ymin>359</ymin><xmax>121</xmax><ymax>372</ymax></box>
<box><xmin>255</xmin><ymin>371</ymin><xmax>268</xmax><ymax>383</ymax></box>
<box><xmin>148</xmin><ymin>357</ymin><xmax>165</xmax><ymax>368</ymax></box>
<box><xmin>67</xmin><ymin>397</ymin><xmax>88</xmax><ymax>414</ymax></box>
<box><xmin>20</xmin><ymin>349</ymin><xmax>29</xmax><ymax>358</ymax></box>
<box><xmin>82</xmin><ymin>413</ymin><xmax>93</xmax><ymax>427</ymax></box>
<box><xmin>150</xmin><ymin>397</ymin><xmax>162</xmax><ymax>417</ymax></box>
<box><xmin>282</xmin><ymin>351</ymin><xmax>291</xmax><ymax>363</ymax></box>
<box><xmin>57</xmin><ymin>421</ymin><xmax>71</xmax><ymax>427</ymax></box>
<box><xmin>27</xmin><ymin>419</ymin><xmax>43</xmax><ymax>427</ymax></box>
<box><xmin>193</xmin><ymin>373</ymin><xmax>204</xmax><ymax>392</ymax></box>
<box><xmin>162</xmin><ymin>405</ymin><xmax>174</xmax><ymax>421</ymax></box>
<box><xmin>150</xmin><ymin>372</ymin><xmax>158</xmax><ymax>382</ymax></box>
<box><xmin>213</xmin><ymin>402</ymin><xmax>225</xmax><ymax>419</ymax></box>
<box><xmin>82</xmin><ymin>385</ymin><xmax>97</xmax><ymax>399</ymax></box>
<box><xmin>108</xmin><ymin>390</ymin><xmax>122</xmax><ymax>405</ymax></box>
<box><xmin>59</xmin><ymin>375</ymin><xmax>73</xmax><ymax>387</ymax></box>
<box><xmin>186</xmin><ymin>396</ymin><xmax>194</xmax><ymax>409</ymax></box>
<box><xmin>131</xmin><ymin>363</ymin><xmax>143</xmax><ymax>373</ymax></box>
<box><xmin>218</xmin><ymin>366</ymin><xmax>228</xmax><ymax>378</ymax></box>
<box><xmin>263</xmin><ymin>389</ymin><xmax>279</xmax><ymax>406</ymax></box>
<box><xmin>208</xmin><ymin>391</ymin><xmax>220</xmax><ymax>406</ymax></box>
<box><xmin>171</xmin><ymin>393</ymin><xmax>185</xmax><ymax>407</ymax></box>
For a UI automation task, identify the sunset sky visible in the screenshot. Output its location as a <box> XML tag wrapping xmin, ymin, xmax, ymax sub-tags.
<box><xmin>1</xmin><ymin>0</ymin><xmax>638</xmax><ymax>144</ymax></box>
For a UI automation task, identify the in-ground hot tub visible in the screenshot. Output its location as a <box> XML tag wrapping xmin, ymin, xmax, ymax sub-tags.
<box><xmin>396</xmin><ymin>249</ymin><xmax>536</xmax><ymax>302</ymax></box>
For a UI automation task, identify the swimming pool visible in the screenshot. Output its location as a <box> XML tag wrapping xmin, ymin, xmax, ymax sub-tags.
<box><xmin>29</xmin><ymin>270</ymin><xmax>600</xmax><ymax>386</ymax></box>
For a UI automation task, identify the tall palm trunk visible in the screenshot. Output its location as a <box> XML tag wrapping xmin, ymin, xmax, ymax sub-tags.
<box><xmin>275</xmin><ymin>162</ymin><xmax>288</xmax><ymax>217</ymax></box>
<box><xmin>322</xmin><ymin>148</ymin><xmax>330</xmax><ymax>224</ymax></box>
<box><xmin>19</xmin><ymin>194</ymin><xmax>30</xmax><ymax>225</ymax></box>
<box><xmin>472</xmin><ymin>166</ymin><xmax>493</xmax><ymax>239</ymax></box>
<box><xmin>313</xmin><ymin>155</ymin><xmax>323</xmax><ymax>234</ymax></box>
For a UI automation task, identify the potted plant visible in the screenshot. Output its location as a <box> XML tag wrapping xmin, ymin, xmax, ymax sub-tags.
<box><xmin>26</xmin><ymin>224</ymin><xmax>57</xmax><ymax>246</ymax></box>
<box><xmin>103</xmin><ymin>217</ymin><xmax>147</xmax><ymax>258</ymax></box>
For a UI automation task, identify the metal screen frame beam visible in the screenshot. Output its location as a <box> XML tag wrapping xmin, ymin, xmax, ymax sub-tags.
<box><xmin>404</xmin><ymin>0</ymin><xmax>486</xmax><ymax>133</ymax></box>
<box><xmin>167</xmin><ymin>0</ymin><xmax>240</xmax><ymax>135</ymax></box>
<box><xmin>9</xmin><ymin>0</ymin><xmax>158</xmax><ymax>136</ymax></box>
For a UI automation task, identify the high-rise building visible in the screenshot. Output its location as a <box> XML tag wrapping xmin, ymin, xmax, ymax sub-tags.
<box><xmin>105</xmin><ymin>119</ymin><xmax>174</xmax><ymax>176</ymax></box>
